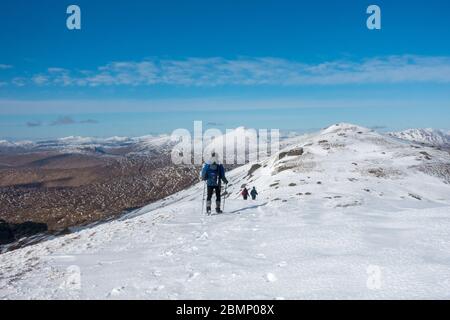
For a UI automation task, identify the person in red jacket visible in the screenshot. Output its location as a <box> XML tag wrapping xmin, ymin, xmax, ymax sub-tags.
<box><xmin>241</xmin><ymin>187</ymin><xmax>249</xmax><ymax>200</ymax></box>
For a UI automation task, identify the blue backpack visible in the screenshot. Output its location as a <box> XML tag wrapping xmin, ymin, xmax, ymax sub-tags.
<box><xmin>202</xmin><ymin>163</ymin><xmax>223</xmax><ymax>186</ymax></box>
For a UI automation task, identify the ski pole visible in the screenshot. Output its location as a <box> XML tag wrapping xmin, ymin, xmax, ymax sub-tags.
<box><xmin>222</xmin><ymin>183</ymin><xmax>228</xmax><ymax>212</ymax></box>
<box><xmin>201</xmin><ymin>182</ymin><xmax>206</xmax><ymax>216</ymax></box>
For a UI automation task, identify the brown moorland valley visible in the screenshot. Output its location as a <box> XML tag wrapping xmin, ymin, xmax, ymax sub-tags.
<box><xmin>0</xmin><ymin>143</ymin><xmax>200</xmax><ymax>249</ymax></box>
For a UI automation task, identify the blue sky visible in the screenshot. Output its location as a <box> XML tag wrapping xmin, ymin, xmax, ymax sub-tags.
<box><xmin>1</xmin><ymin>0</ymin><xmax>450</xmax><ymax>139</ymax></box>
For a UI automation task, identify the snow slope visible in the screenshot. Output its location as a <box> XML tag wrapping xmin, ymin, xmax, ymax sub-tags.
<box><xmin>389</xmin><ymin>128</ymin><xmax>450</xmax><ymax>146</ymax></box>
<box><xmin>1</xmin><ymin>123</ymin><xmax>450</xmax><ymax>299</ymax></box>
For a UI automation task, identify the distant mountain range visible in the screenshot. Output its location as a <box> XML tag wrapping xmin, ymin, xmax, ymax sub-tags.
<box><xmin>0</xmin><ymin>129</ymin><xmax>307</xmax><ymax>159</ymax></box>
<box><xmin>0</xmin><ymin>135</ymin><xmax>175</xmax><ymax>155</ymax></box>
<box><xmin>389</xmin><ymin>128</ymin><xmax>450</xmax><ymax>147</ymax></box>
<box><xmin>2</xmin><ymin>127</ymin><xmax>449</xmax><ymax>157</ymax></box>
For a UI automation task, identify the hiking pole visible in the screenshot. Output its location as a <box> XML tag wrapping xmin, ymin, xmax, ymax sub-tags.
<box><xmin>222</xmin><ymin>183</ymin><xmax>228</xmax><ymax>213</ymax></box>
<box><xmin>201</xmin><ymin>182</ymin><xmax>206</xmax><ymax>216</ymax></box>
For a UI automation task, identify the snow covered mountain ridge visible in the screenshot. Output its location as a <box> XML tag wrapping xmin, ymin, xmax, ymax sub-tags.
<box><xmin>0</xmin><ymin>129</ymin><xmax>304</xmax><ymax>156</ymax></box>
<box><xmin>0</xmin><ymin>134</ymin><xmax>175</xmax><ymax>154</ymax></box>
<box><xmin>1</xmin><ymin>123</ymin><xmax>450</xmax><ymax>299</ymax></box>
<box><xmin>4</xmin><ymin>126</ymin><xmax>448</xmax><ymax>156</ymax></box>
<box><xmin>389</xmin><ymin>128</ymin><xmax>450</xmax><ymax>147</ymax></box>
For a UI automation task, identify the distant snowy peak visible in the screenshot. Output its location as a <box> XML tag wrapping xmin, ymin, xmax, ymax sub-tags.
<box><xmin>0</xmin><ymin>140</ymin><xmax>34</xmax><ymax>148</ymax></box>
<box><xmin>239</xmin><ymin>122</ymin><xmax>450</xmax><ymax>193</ymax></box>
<box><xmin>389</xmin><ymin>128</ymin><xmax>450</xmax><ymax>146</ymax></box>
<box><xmin>0</xmin><ymin>140</ymin><xmax>12</xmax><ymax>147</ymax></box>
<box><xmin>320</xmin><ymin>123</ymin><xmax>371</xmax><ymax>136</ymax></box>
<box><xmin>131</xmin><ymin>135</ymin><xmax>174</xmax><ymax>153</ymax></box>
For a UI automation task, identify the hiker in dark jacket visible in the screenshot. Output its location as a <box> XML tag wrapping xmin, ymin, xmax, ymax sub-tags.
<box><xmin>241</xmin><ymin>187</ymin><xmax>249</xmax><ymax>200</ymax></box>
<box><xmin>250</xmin><ymin>187</ymin><xmax>258</xmax><ymax>200</ymax></box>
<box><xmin>200</xmin><ymin>152</ymin><xmax>228</xmax><ymax>214</ymax></box>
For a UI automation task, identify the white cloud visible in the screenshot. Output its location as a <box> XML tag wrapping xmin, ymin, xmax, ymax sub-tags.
<box><xmin>8</xmin><ymin>55</ymin><xmax>450</xmax><ymax>87</ymax></box>
<box><xmin>32</xmin><ymin>75</ymin><xmax>49</xmax><ymax>85</ymax></box>
<box><xmin>47</xmin><ymin>67</ymin><xmax>68</xmax><ymax>73</ymax></box>
<box><xmin>0</xmin><ymin>64</ymin><xmax>12</xmax><ymax>70</ymax></box>
<box><xmin>11</xmin><ymin>77</ymin><xmax>26</xmax><ymax>87</ymax></box>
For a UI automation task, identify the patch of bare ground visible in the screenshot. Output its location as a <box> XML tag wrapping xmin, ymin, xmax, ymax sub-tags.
<box><xmin>364</xmin><ymin>167</ymin><xmax>403</xmax><ymax>179</ymax></box>
<box><xmin>412</xmin><ymin>163</ymin><xmax>450</xmax><ymax>184</ymax></box>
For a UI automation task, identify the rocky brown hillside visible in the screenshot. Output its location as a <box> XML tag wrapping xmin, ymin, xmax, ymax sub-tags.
<box><xmin>0</xmin><ymin>150</ymin><xmax>199</xmax><ymax>247</ymax></box>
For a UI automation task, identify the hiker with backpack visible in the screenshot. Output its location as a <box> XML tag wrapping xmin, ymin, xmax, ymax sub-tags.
<box><xmin>250</xmin><ymin>187</ymin><xmax>258</xmax><ymax>200</ymax></box>
<box><xmin>200</xmin><ymin>152</ymin><xmax>228</xmax><ymax>215</ymax></box>
<box><xmin>241</xmin><ymin>187</ymin><xmax>249</xmax><ymax>200</ymax></box>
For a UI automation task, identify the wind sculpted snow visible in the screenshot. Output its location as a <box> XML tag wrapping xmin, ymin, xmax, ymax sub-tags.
<box><xmin>1</xmin><ymin>123</ymin><xmax>450</xmax><ymax>299</ymax></box>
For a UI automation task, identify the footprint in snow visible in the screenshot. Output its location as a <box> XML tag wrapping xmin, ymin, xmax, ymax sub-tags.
<box><xmin>108</xmin><ymin>286</ymin><xmax>125</xmax><ymax>297</ymax></box>
<box><xmin>161</xmin><ymin>250</ymin><xmax>174</xmax><ymax>257</ymax></box>
<box><xmin>146</xmin><ymin>285</ymin><xmax>165</xmax><ymax>294</ymax></box>
<box><xmin>266</xmin><ymin>273</ymin><xmax>278</xmax><ymax>282</ymax></box>
<box><xmin>152</xmin><ymin>270</ymin><xmax>162</xmax><ymax>277</ymax></box>
<box><xmin>277</xmin><ymin>261</ymin><xmax>288</xmax><ymax>268</ymax></box>
<box><xmin>187</xmin><ymin>272</ymin><xmax>201</xmax><ymax>282</ymax></box>
<box><xmin>197</xmin><ymin>232</ymin><xmax>209</xmax><ymax>241</ymax></box>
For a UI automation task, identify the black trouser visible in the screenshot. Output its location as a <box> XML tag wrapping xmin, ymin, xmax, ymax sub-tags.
<box><xmin>206</xmin><ymin>186</ymin><xmax>221</xmax><ymax>209</ymax></box>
